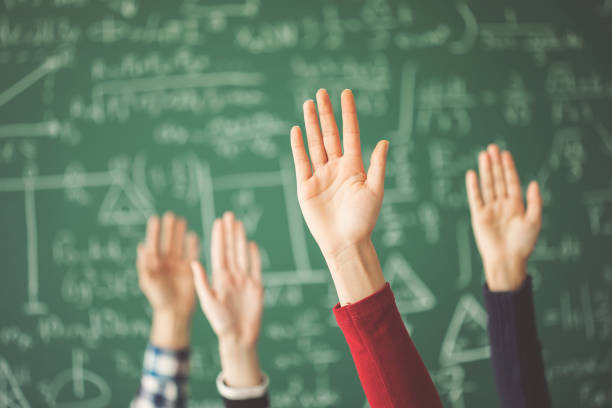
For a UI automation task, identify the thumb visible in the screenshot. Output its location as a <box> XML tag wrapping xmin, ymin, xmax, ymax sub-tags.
<box><xmin>191</xmin><ymin>261</ymin><xmax>214</xmax><ymax>309</ymax></box>
<box><xmin>366</xmin><ymin>140</ymin><xmax>390</xmax><ymax>195</ymax></box>
<box><xmin>525</xmin><ymin>181</ymin><xmax>542</xmax><ymax>227</ymax></box>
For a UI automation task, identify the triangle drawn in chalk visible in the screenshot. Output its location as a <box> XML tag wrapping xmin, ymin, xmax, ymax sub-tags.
<box><xmin>385</xmin><ymin>253</ymin><xmax>436</xmax><ymax>314</ymax></box>
<box><xmin>0</xmin><ymin>357</ymin><xmax>31</xmax><ymax>408</ymax></box>
<box><xmin>439</xmin><ymin>294</ymin><xmax>490</xmax><ymax>366</ymax></box>
<box><xmin>98</xmin><ymin>180</ymin><xmax>154</xmax><ymax>225</ymax></box>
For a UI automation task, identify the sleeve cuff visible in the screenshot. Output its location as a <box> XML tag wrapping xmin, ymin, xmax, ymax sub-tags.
<box><xmin>333</xmin><ymin>282</ymin><xmax>395</xmax><ymax>324</ymax></box>
<box><xmin>483</xmin><ymin>275</ymin><xmax>539</xmax><ymax>347</ymax></box>
<box><xmin>483</xmin><ymin>276</ymin><xmax>535</xmax><ymax>319</ymax></box>
<box><xmin>143</xmin><ymin>343</ymin><xmax>190</xmax><ymax>379</ymax></box>
<box><xmin>216</xmin><ymin>372</ymin><xmax>269</xmax><ymax>400</ymax></box>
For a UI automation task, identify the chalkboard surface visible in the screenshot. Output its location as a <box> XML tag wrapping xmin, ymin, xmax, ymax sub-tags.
<box><xmin>1</xmin><ymin>0</ymin><xmax>611</xmax><ymax>407</ymax></box>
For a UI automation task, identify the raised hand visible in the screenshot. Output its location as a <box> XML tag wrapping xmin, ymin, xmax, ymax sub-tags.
<box><xmin>290</xmin><ymin>89</ymin><xmax>388</xmax><ymax>304</ymax></box>
<box><xmin>465</xmin><ymin>144</ymin><xmax>542</xmax><ymax>291</ymax></box>
<box><xmin>191</xmin><ymin>212</ymin><xmax>264</xmax><ymax>387</ymax></box>
<box><xmin>137</xmin><ymin>212</ymin><xmax>200</xmax><ymax>348</ymax></box>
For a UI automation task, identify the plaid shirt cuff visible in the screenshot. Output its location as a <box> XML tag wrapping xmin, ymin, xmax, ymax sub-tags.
<box><xmin>131</xmin><ymin>344</ymin><xmax>190</xmax><ymax>408</ymax></box>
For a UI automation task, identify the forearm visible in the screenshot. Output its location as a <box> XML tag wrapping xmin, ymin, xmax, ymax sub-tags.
<box><xmin>335</xmin><ymin>284</ymin><xmax>442</xmax><ymax>408</ymax></box>
<box><xmin>150</xmin><ymin>310</ymin><xmax>192</xmax><ymax>350</ymax></box>
<box><xmin>324</xmin><ymin>239</ymin><xmax>386</xmax><ymax>306</ymax></box>
<box><xmin>131</xmin><ymin>343</ymin><xmax>190</xmax><ymax>408</ymax></box>
<box><xmin>219</xmin><ymin>338</ymin><xmax>263</xmax><ymax>388</ymax></box>
<box><xmin>484</xmin><ymin>276</ymin><xmax>551</xmax><ymax>408</ymax></box>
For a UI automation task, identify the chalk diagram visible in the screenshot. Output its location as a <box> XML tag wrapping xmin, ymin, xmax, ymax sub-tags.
<box><xmin>384</xmin><ymin>253</ymin><xmax>436</xmax><ymax>314</ymax></box>
<box><xmin>439</xmin><ymin>294</ymin><xmax>490</xmax><ymax>366</ymax></box>
<box><xmin>46</xmin><ymin>350</ymin><xmax>111</xmax><ymax>408</ymax></box>
<box><xmin>0</xmin><ymin>168</ymin><xmax>150</xmax><ymax>315</ymax></box>
<box><xmin>0</xmin><ymin>357</ymin><xmax>30</xmax><ymax>408</ymax></box>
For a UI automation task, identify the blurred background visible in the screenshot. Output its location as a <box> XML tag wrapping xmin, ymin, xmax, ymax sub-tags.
<box><xmin>0</xmin><ymin>0</ymin><xmax>611</xmax><ymax>406</ymax></box>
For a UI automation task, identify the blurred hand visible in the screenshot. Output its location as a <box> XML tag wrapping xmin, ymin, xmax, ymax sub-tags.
<box><xmin>465</xmin><ymin>145</ymin><xmax>542</xmax><ymax>292</ymax></box>
<box><xmin>191</xmin><ymin>212</ymin><xmax>264</xmax><ymax>387</ymax></box>
<box><xmin>137</xmin><ymin>212</ymin><xmax>199</xmax><ymax>348</ymax></box>
<box><xmin>290</xmin><ymin>89</ymin><xmax>388</xmax><ymax>304</ymax></box>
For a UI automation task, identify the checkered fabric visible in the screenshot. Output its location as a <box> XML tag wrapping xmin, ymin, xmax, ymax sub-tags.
<box><xmin>130</xmin><ymin>344</ymin><xmax>190</xmax><ymax>408</ymax></box>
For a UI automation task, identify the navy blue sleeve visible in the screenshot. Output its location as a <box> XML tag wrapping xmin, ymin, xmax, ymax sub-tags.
<box><xmin>483</xmin><ymin>276</ymin><xmax>552</xmax><ymax>408</ymax></box>
<box><xmin>221</xmin><ymin>395</ymin><xmax>269</xmax><ymax>408</ymax></box>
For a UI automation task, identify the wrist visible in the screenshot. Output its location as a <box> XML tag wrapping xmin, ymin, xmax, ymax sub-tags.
<box><xmin>324</xmin><ymin>238</ymin><xmax>386</xmax><ymax>306</ymax></box>
<box><xmin>218</xmin><ymin>337</ymin><xmax>262</xmax><ymax>388</ymax></box>
<box><xmin>150</xmin><ymin>309</ymin><xmax>192</xmax><ymax>350</ymax></box>
<box><xmin>482</xmin><ymin>257</ymin><xmax>528</xmax><ymax>292</ymax></box>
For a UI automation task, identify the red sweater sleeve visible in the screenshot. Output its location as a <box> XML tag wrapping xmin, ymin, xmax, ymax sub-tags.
<box><xmin>334</xmin><ymin>283</ymin><xmax>442</xmax><ymax>408</ymax></box>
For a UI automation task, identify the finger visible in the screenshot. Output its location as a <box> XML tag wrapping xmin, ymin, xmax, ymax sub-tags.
<box><xmin>525</xmin><ymin>181</ymin><xmax>542</xmax><ymax>226</ymax></box>
<box><xmin>501</xmin><ymin>151</ymin><xmax>523</xmax><ymax>200</ymax></box>
<box><xmin>223</xmin><ymin>212</ymin><xmax>238</xmax><ymax>274</ymax></box>
<box><xmin>235</xmin><ymin>220</ymin><xmax>249</xmax><ymax>275</ymax></box>
<box><xmin>303</xmin><ymin>99</ymin><xmax>328</xmax><ymax>170</ymax></box>
<box><xmin>161</xmin><ymin>212</ymin><xmax>176</xmax><ymax>256</ymax></box>
<box><xmin>185</xmin><ymin>232</ymin><xmax>200</xmax><ymax>262</ymax></box>
<box><xmin>145</xmin><ymin>216</ymin><xmax>160</xmax><ymax>256</ymax></box>
<box><xmin>341</xmin><ymin>89</ymin><xmax>362</xmax><ymax>157</ymax></box>
<box><xmin>478</xmin><ymin>151</ymin><xmax>496</xmax><ymax>203</ymax></box>
<box><xmin>171</xmin><ymin>217</ymin><xmax>187</xmax><ymax>258</ymax></box>
<box><xmin>248</xmin><ymin>241</ymin><xmax>262</xmax><ymax>283</ymax></box>
<box><xmin>316</xmin><ymin>89</ymin><xmax>342</xmax><ymax>159</ymax></box>
<box><xmin>191</xmin><ymin>261</ymin><xmax>214</xmax><ymax>308</ymax></box>
<box><xmin>290</xmin><ymin>126</ymin><xmax>312</xmax><ymax>182</ymax></box>
<box><xmin>366</xmin><ymin>140</ymin><xmax>389</xmax><ymax>195</ymax></box>
<box><xmin>137</xmin><ymin>243</ymin><xmax>157</xmax><ymax>279</ymax></box>
<box><xmin>465</xmin><ymin>170</ymin><xmax>484</xmax><ymax>212</ymax></box>
<box><xmin>211</xmin><ymin>219</ymin><xmax>227</xmax><ymax>287</ymax></box>
<box><xmin>488</xmin><ymin>144</ymin><xmax>507</xmax><ymax>199</ymax></box>
<box><xmin>137</xmin><ymin>243</ymin><xmax>147</xmax><ymax>274</ymax></box>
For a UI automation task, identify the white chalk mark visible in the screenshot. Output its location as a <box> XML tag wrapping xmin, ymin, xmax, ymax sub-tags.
<box><xmin>456</xmin><ymin>219</ymin><xmax>472</xmax><ymax>289</ymax></box>
<box><xmin>595</xmin><ymin>121</ymin><xmax>612</xmax><ymax>158</ymax></box>
<box><xmin>280</xmin><ymin>157</ymin><xmax>311</xmax><ymax>271</ymax></box>
<box><xmin>48</xmin><ymin>351</ymin><xmax>111</xmax><ymax>408</ymax></box>
<box><xmin>0</xmin><ymin>171</ymin><xmax>117</xmax><ymax>192</ymax></box>
<box><xmin>93</xmin><ymin>72</ymin><xmax>264</xmax><ymax>95</ymax></box>
<box><xmin>0</xmin><ymin>357</ymin><xmax>31</xmax><ymax>408</ymax></box>
<box><xmin>0</xmin><ymin>121</ymin><xmax>60</xmax><ymax>139</ymax></box>
<box><xmin>213</xmin><ymin>171</ymin><xmax>283</xmax><ymax>190</ymax></box>
<box><xmin>440</xmin><ymin>294</ymin><xmax>490</xmax><ymax>366</ymax></box>
<box><xmin>97</xmin><ymin>179</ymin><xmax>154</xmax><ymax>226</ymax></box>
<box><xmin>181</xmin><ymin>0</ymin><xmax>260</xmax><ymax>18</ymax></box>
<box><xmin>580</xmin><ymin>284</ymin><xmax>595</xmax><ymax>340</ymax></box>
<box><xmin>583</xmin><ymin>189</ymin><xmax>612</xmax><ymax>204</ymax></box>
<box><xmin>23</xmin><ymin>180</ymin><xmax>46</xmax><ymax>315</ymax></box>
<box><xmin>480</xmin><ymin>23</ymin><xmax>554</xmax><ymax>37</ymax></box>
<box><xmin>0</xmin><ymin>169</ymin><xmax>118</xmax><ymax>314</ymax></box>
<box><xmin>560</xmin><ymin>291</ymin><xmax>572</xmax><ymax>330</ymax></box>
<box><xmin>397</xmin><ymin>63</ymin><xmax>417</xmax><ymax>142</ymax></box>
<box><xmin>0</xmin><ymin>56</ymin><xmax>66</xmax><ymax>107</ymax></box>
<box><xmin>195</xmin><ymin>161</ymin><xmax>216</xmax><ymax>274</ymax></box>
<box><xmin>383</xmin><ymin>188</ymin><xmax>419</xmax><ymax>203</ymax></box>
<box><xmin>385</xmin><ymin>253</ymin><xmax>436</xmax><ymax>313</ymax></box>
<box><xmin>263</xmin><ymin>269</ymin><xmax>328</xmax><ymax>287</ymax></box>
<box><xmin>449</xmin><ymin>2</ymin><xmax>478</xmax><ymax>54</ymax></box>
<box><xmin>92</xmin><ymin>71</ymin><xmax>264</xmax><ymax>120</ymax></box>
<box><xmin>72</xmin><ymin>350</ymin><xmax>85</xmax><ymax>398</ymax></box>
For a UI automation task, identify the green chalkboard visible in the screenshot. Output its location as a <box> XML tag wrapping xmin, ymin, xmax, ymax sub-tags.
<box><xmin>1</xmin><ymin>0</ymin><xmax>611</xmax><ymax>406</ymax></box>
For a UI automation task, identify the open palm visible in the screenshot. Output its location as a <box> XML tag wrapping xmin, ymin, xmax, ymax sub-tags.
<box><xmin>137</xmin><ymin>212</ymin><xmax>199</xmax><ymax>318</ymax></box>
<box><xmin>466</xmin><ymin>145</ymin><xmax>542</xmax><ymax>291</ymax></box>
<box><xmin>192</xmin><ymin>212</ymin><xmax>263</xmax><ymax>346</ymax></box>
<box><xmin>291</xmin><ymin>89</ymin><xmax>389</xmax><ymax>258</ymax></box>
